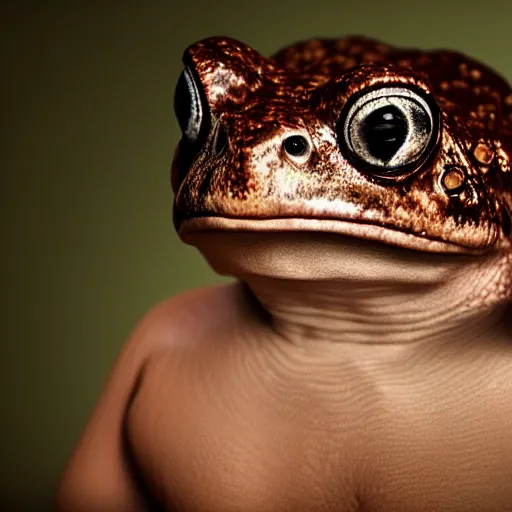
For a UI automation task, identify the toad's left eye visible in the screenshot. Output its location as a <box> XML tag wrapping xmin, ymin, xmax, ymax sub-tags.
<box><xmin>338</xmin><ymin>86</ymin><xmax>440</xmax><ymax>179</ymax></box>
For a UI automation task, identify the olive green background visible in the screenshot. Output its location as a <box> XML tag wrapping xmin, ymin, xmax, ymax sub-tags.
<box><xmin>2</xmin><ymin>1</ymin><xmax>511</xmax><ymax>510</ymax></box>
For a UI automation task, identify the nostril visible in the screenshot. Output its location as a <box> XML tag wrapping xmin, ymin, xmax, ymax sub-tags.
<box><xmin>215</xmin><ymin>123</ymin><xmax>228</xmax><ymax>154</ymax></box>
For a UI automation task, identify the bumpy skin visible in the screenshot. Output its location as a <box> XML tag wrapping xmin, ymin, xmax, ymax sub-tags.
<box><xmin>174</xmin><ymin>36</ymin><xmax>512</xmax><ymax>255</ymax></box>
<box><xmin>56</xmin><ymin>37</ymin><xmax>512</xmax><ymax>512</ymax></box>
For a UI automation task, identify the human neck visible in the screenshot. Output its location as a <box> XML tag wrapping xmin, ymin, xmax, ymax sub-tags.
<box><xmin>193</xmin><ymin>230</ymin><xmax>510</xmax><ymax>345</ymax></box>
<box><xmin>244</xmin><ymin>272</ymin><xmax>507</xmax><ymax>346</ymax></box>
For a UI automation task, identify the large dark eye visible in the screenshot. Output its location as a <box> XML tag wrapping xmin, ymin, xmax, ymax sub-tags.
<box><xmin>338</xmin><ymin>86</ymin><xmax>439</xmax><ymax>179</ymax></box>
<box><xmin>174</xmin><ymin>67</ymin><xmax>205</xmax><ymax>144</ymax></box>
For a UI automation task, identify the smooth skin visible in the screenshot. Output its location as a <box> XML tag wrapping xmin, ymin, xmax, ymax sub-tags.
<box><xmin>56</xmin><ymin>234</ymin><xmax>512</xmax><ymax>512</ymax></box>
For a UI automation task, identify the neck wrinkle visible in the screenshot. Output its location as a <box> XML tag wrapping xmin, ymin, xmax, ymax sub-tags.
<box><xmin>244</xmin><ymin>264</ymin><xmax>508</xmax><ymax>346</ymax></box>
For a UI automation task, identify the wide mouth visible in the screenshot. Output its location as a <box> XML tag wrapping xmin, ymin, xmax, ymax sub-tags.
<box><xmin>179</xmin><ymin>215</ymin><xmax>487</xmax><ymax>255</ymax></box>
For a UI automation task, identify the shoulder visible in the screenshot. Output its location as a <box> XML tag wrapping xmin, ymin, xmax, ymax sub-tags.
<box><xmin>130</xmin><ymin>282</ymin><xmax>244</xmax><ymax>349</ymax></box>
<box><xmin>55</xmin><ymin>283</ymin><xmax>243</xmax><ymax>511</ymax></box>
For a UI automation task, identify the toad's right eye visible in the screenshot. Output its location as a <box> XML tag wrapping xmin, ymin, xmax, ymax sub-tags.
<box><xmin>174</xmin><ymin>67</ymin><xmax>206</xmax><ymax>144</ymax></box>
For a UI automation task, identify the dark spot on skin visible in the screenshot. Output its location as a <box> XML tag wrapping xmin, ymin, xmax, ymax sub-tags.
<box><xmin>398</xmin><ymin>185</ymin><xmax>409</xmax><ymax>197</ymax></box>
<box><xmin>502</xmin><ymin>207</ymin><xmax>512</xmax><ymax>237</ymax></box>
<box><xmin>486</xmin><ymin>162</ymin><xmax>507</xmax><ymax>192</ymax></box>
<box><xmin>445</xmin><ymin>185</ymin><xmax>486</xmax><ymax>227</ymax></box>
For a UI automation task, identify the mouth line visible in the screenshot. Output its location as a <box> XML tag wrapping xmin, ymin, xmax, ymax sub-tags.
<box><xmin>179</xmin><ymin>214</ymin><xmax>487</xmax><ymax>255</ymax></box>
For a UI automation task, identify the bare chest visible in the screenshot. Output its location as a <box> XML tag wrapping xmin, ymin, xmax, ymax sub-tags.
<box><xmin>126</xmin><ymin>325</ymin><xmax>512</xmax><ymax>511</ymax></box>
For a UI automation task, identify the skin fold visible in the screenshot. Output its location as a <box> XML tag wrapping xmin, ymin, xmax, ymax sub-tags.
<box><xmin>56</xmin><ymin>36</ymin><xmax>512</xmax><ymax>511</ymax></box>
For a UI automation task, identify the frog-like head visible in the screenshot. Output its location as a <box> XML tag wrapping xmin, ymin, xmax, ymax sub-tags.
<box><xmin>171</xmin><ymin>36</ymin><xmax>512</xmax><ymax>284</ymax></box>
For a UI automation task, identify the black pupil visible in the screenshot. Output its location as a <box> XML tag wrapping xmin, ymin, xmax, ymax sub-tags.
<box><xmin>174</xmin><ymin>70</ymin><xmax>193</xmax><ymax>137</ymax></box>
<box><xmin>284</xmin><ymin>136</ymin><xmax>308</xmax><ymax>156</ymax></box>
<box><xmin>360</xmin><ymin>105</ymin><xmax>408</xmax><ymax>162</ymax></box>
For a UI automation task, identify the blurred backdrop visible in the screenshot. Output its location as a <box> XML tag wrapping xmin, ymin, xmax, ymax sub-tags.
<box><xmin>2</xmin><ymin>1</ymin><xmax>512</xmax><ymax>510</ymax></box>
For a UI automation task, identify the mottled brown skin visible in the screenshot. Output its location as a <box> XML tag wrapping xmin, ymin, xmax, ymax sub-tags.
<box><xmin>174</xmin><ymin>36</ymin><xmax>512</xmax><ymax>253</ymax></box>
<box><xmin>57</xmin><ymin>37</ymin><xmax>512</xmax><ymax>512</ymax></box>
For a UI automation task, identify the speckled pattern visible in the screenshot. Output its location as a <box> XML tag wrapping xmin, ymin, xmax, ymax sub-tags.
<box><xmin>172</xmin><ymin>36</ymin><xmax>512</xmax><ymax>253</ymax></box>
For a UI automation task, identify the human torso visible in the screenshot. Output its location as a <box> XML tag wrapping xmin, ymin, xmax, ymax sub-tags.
<box><xmin>126</xmin><ymin>284</ymin><xmax>512</xmax><ymax>512</ymax></box>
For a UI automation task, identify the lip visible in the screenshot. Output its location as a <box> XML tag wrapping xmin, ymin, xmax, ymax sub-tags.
<box><xmin>179</xmin><ymin>215</ymin><xmax>486</xmax><ymax>255</ymax></box>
